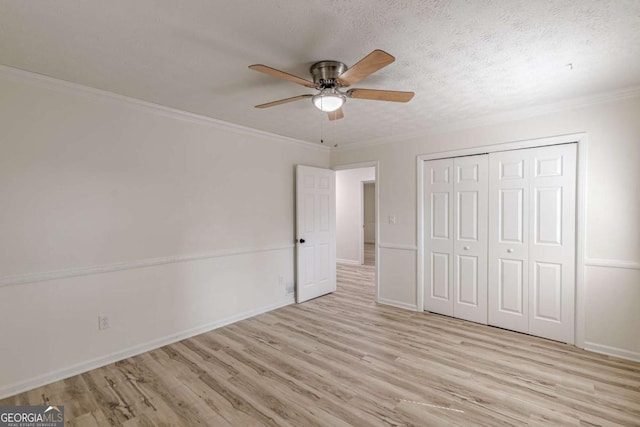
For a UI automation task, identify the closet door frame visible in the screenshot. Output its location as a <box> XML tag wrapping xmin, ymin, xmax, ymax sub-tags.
<box><xmin>417</xmin><ymin>133</ymin><xmax>588</xmax><ymax>347</ymax></box>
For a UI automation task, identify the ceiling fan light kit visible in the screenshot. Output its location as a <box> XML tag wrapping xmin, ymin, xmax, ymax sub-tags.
<box><xmin>312</xmin><ymin>88</ymin><xmax>345</xmax><ymax>112</ymax></box>
<box><xmin>249</xmin><ymin>50</ymin><xmax>414</xmax><ymax>121</ymax></box>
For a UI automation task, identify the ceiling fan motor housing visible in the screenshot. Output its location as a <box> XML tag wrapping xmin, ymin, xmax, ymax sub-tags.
<box><xmin>310</xmin><ymin>61</ymin><xmax>347</xmax><ymax>89</ymax></box>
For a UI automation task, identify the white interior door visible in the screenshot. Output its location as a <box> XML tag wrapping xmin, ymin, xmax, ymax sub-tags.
<box><xmin>489</xmin><ymin>149</ymin><xmax>530</xmax><ymax>334</ymax></box>
<box><xmin>423</xmin><ymin>158</ymin><xmax>454</xmax><ymax>316</ymax></box>
<box><xmin>296</xmin><ymin>165</ymin><xmax>336</xmax><ymax>303</ymax></box>
<box><xmin>453</xmin><ymin>155</ymin><xmax>488</xmax><ymax>324</ymax></box>
<box><xmin>528</xmin><ymin>144</ymin><xmax>576</xmax><ymax>343</ymax></box>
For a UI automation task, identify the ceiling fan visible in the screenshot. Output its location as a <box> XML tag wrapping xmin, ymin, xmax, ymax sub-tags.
<box><xmin>249</xmin><ymin>49</ymin><xmax>414</xmax><ymax>121</ymax></box>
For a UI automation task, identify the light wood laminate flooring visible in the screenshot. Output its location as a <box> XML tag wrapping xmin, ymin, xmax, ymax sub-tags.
<box><xmin>364</xmin><ymin>243</ymin><xmax>375</xmax><ymax>266</ymax></box>
<box><xmin>2</xmin><ymin>264</ymin><xmax>639</xmax><ymax>426</ymax></box>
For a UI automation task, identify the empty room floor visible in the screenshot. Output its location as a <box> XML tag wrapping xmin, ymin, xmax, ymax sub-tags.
<box><xmin>364</xmin><ymin>243</ymin><xmax>375</xmax><ymax>266</ymax></box>
<box><xmin>2</xmin><ymin>264</ymin><xmax>639</xmax><ymax>426</ymax></box>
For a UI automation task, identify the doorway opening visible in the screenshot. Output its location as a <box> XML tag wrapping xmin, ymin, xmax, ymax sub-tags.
<box><xmin>362</xmin><ymin>180</ymin><xmax>376</xmax><ymax>266</ymax></box>
<box><xmin>334</xmin><ymin>162</ymin><xmax>379</xmax><ymax>302</ymax></box>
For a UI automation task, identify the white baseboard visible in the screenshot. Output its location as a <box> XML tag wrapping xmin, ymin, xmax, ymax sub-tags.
<box><xmin>0</xmin><ymin>296</ymin><xmax>295</xmax><ymax>400</ymax></box>
<box><xmin>377</xmin><ymin>298</ymin><xmax>418</xmax><ymax>311</ymax></box>
<box><xmin>584</xmin><ymin>342</ymin><xmax>640</xmax><ymax>363</ymax></box>
<box><xmin>336</xmin><ymin>258</ymin><xmax>360</xmax><ymax>265</ymax></box>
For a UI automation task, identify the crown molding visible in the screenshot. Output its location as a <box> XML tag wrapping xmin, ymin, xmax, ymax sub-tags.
<box><xmin>4</xmin><ymin>64</ymin><xmax>638</xmax><ymax>155</ymax></box>
<box><xmin>334</xmin><ymin>85</ymin><xmax>640</xmax><ymax>152</ymax></box>
<box><xmin>0</xmin><ymin>64</ymin><xmax>329</xmax><ymax>152</ymax></box>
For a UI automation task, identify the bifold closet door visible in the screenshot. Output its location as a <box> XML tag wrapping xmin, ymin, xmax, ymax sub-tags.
<box><xmin>528</xmin><ymin>144</ymin><xmax>576</xmax><ymax>343</ymax></box>
<box><xmin>452</xmin><ymin>155</ymin><xmax>488</xmax><ymax>324</ymax></box>
<box><xmin>488</xmin><ymin>144</ymin><xmax>576</xmax><ymax>343</ymax></box>
<box><xmin>424</xmin><ymin>155</ymin><xmax>488</xmax><ymax>323</ymax></box>
<box><xmin>488</xmin><ymin>150</ymin><xmax>530</xmax><ymax>334</ymax></box>
<box><xmin>424</xmin><ymin>158</ymin><xmax>454</xmax><ymax>316</ymax></box>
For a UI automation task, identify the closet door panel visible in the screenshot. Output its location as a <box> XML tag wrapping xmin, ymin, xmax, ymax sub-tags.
<box><xmin>528</xmin><ymin>144</ymin><xmax>576</xmax><ymax>343</ymax></box>
<box><xmin>424</xmin><ymin>158</ymin><xmax>454</xmax><ymax>316</ymax></box>
<box><xmin>453</xmin><ymin>155</ymin><xmax>488</xmax><ymax>324</ymax></box>
<box><xmin>498</xmin><ymin>259</ymin><xmax>524</xmax><ymax>314</ymax></box>
<box><xmin>489</xmin><ymin>151</ymin><xmax>529</xmax><ymax>334</ymax></box>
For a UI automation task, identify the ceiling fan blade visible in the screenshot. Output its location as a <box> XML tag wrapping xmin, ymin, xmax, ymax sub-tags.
<box><xmin>336</xmin><ymin>50</ymin><xmax>395</xmax><ymax>86</ymax></box>
<box><xmin>347</xmin><ymin>88</ymin><xmax>414</xmax><ymax>102</ymax></box>
<box><xmin>254</xmin><ymin>94</ymin><xmax>313</xmax><ymax>108</ymax></box>
<box><xmin>328</xmin><ymin>108</ymin><xmax>344</xmax><ymax>121</ymax></box>
<box><xmin>249</xmin><ymin>64</ymin><xmax>316</xmax><ymax>88</ymax></box>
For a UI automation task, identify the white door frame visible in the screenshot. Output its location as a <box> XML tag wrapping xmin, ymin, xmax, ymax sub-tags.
<box><xmin>361</xmin><ymin>179</ymin><xmax>375</xmax><ymax>265</ymax></box>
<box><xmin>417</xmin><ymin>132</ymin><xmax>588</xmax><ymax>348</ymax></box>
<box><xmin>334</xmin><ymin>161</ymin><xmax>380</xmax><ymax>301</ymax></box>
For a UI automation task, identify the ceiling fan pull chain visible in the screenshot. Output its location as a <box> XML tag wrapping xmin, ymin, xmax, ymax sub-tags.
<box><xmin>320</xmin><ymin>109</ymin><xmax>324</xmax><ymax>144</ymax></box>
<box><xmin>334</xmin><ymin>115</ymin><xmax>338</xmax><ymax>147</ymax></box>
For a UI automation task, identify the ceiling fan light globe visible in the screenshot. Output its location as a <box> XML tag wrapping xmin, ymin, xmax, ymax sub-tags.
<box><xmin>312</xmin><ymin>94</ymin><xmax>344</xmax><ymax>112</ymax></box>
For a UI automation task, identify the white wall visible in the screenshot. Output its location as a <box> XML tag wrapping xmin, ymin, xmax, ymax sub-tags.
<box><xmin>336</xmin><ymin>167</ymin><xmax>375</xmax><ymax>264</ymax></box>
<box><xmin>0</xmin><ymin>68</ymin><xmax>330</xmax><ymax>398</ymax></box>
<box><xmin>363</xmin><ymin>183</ymin><xmax>375</xmax><ymax>243</ymax></box>
<box><xmin>331</xmin><ymin>94</ymin><xmax>640</xmax><ymax>360</ymax></box>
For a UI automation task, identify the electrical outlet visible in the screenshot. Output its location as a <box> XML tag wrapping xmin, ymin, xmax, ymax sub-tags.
<box><xmin>389</xmin><ymin>215</ymin><xmax>396</xmax><ymax>224</ymax></box>
<box><xmin>98</xmin><ymin>315</ymin><xmax>111</xmax><ymax>330</ymax></box>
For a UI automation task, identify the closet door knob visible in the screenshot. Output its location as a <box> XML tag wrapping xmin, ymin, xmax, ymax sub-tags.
<box><xmin>463</xmin><ymin>246</ymin><xmax>470</xmax><ymax>250</ymax></box>
<box><xmin>507</xmin><ymin>248</ymin><xmax>514</xmax><ymax>253</ymax></box>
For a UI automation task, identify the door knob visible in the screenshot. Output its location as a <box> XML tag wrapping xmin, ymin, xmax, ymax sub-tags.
<box><xmin>507</xmin><ymin>248</ymin><xmax>513</xmax><ymax>253</ymax></box>
<box><xmin>463</xmin><ymin>246</ymin><xmax>470</xmax><ymax>250</ymax></box>
<box><xmin>299</xmin><ymin>239</ymin><xmax>306</xmax><ymax>244</ymax></box>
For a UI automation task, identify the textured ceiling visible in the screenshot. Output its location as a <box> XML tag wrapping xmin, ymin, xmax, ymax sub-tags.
<box><xmin>1</xmin><ymin>0</ymin><xmax>639</xmax><ymax>147</ymax></box>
